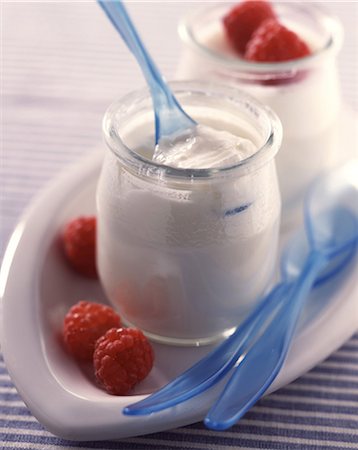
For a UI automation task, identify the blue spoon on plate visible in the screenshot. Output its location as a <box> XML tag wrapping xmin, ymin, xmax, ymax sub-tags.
<box><xmin>204</xmin><ymin>160</ymin><xmax>358</xmax><ymax>430</ymax></box>
<box><xmin>97</xmin><ymin>0</ymin><xmax>196</xmax><ymax>145</ymax></box>
<box><xmin>123</xmin><ymin>160</ymin><xmax>358</xmax><ymax>418</ymax></box>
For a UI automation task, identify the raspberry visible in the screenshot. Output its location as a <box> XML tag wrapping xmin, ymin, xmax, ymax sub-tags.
<box><xmin>62</xmin><ymin>216</ymin><xmax>97</xmax><ymax>278</ymax></box>
<box><xmin>245</xmin><ymin>19</ymin><xmax>311</xmax><ymax>62</ymax></box>
<box><xmin>94</xmin><ymin>328</ymin><xmax>154</xmax><ymax>395</ymax></box>
<box><xmin>63</xmin><ymin>301</ymin><xmax>121</xmax><ymax>361</ymax></box>
<box><xmin>223</xmin><ymin>1</ymin><xmax>276</xmax><ymax>54</ymax></box>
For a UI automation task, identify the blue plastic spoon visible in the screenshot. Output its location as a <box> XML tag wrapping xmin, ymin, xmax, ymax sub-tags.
<box><xmin>123</xmin><ymin>162</ymin><xmax>358</xmax><ymax>417</ymax></box>
<box><xmin>97</xmin><ymin>0</ymin><xmax>196</xmax><ymax>145</ymax></box>
<box><xmin>123</xmin><ymin>232</ymin><xmax>355</xmax><ymax>416</ymax></box>
<box><xmin>204</xmin><ymin>161</ymin><xmax>358</xmax><ymax>430</ymax></box>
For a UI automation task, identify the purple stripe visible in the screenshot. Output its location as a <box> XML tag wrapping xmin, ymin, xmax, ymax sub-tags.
<box><xmin>2</xmin><ymin>154</ymin><xmax>83</xmax><ymax>165</ymax></box>
<box><xmin>310</xmin><ymin>366</ymin><xmax>358</xmax><ymax>377</ymax></box>
<box><xmin>2</xmin><ymin>93</ymin><xmax>109</xmax><ymax>108</ymax></box>
<box><xmin>0</xmin><ymin>419</ymin><xmax>42</xmax><ymax>431</ymax></box>
<box><xmin>1</xmin><ymin>178</ymin><xmax>50</xmax><ymax>189</ymax></box>
<box><xmin>0</xmin><ymin>431</ymin><xmax>356</xmax><ymax>450</ymax></box>
<box><xmin>1</xmin><ymin>198</ymin><xmax>36</xmax><ymax>209</ymax></box>
<box><xmin>0</xmin><ymin>381</ymin><xmax>14</xmax><ymax>388</ymax></box>
<box><xmin>129</xmin><ymin>427</ymin><xmax>358</xmax><ymax>448</ymax></box>
<box><xmin>2</xmin><ymin>412</ymin><xmax>358</xmax><ymax>441</ymax></box>
<box><xmin>339</xmin><ymin>345</ymin><xmax>358</xmax><ymax>353</ymax></box>
<box><xmin>3</xmin><ymin>138</ymin><xmax>98</xmax><ymax>149</ymax></box>
<box><xmin>0</xmin><ymin>414</ymin><xmax>356</xmax><ymax>445</ymax></box>
<box><xmin>2</xmin><ymin>176</ymin><xmax>55</xmax><ymax>186</ymax></box>
<box><xmin>0</xmin><ymin>406</ymin><xmax>31</xmax><ymax>416</ymax></box>
<box><xmin>258</xmin><ymin>398</ymin><xmax>358</xmax><ymax>415</ymax></box>
<box><xmin>0</xmin><ymin>392</ymin><xmax>21</xmax><ymax>401</ymax></box>
<box><xmin>2</xmin><ymin>67</ymin><xmax>131</xmax><ymax>81</ymax></box>
<box><xmin>0</xmin><ymin>433</ymin><xmax>209</xmax><ymax>450</ymax></box>
<box><xmin>4</xmin><ymin>127</ymin><xmax>99</xmax><ymax>139</ymax></box>
<box><xmin>276</xmin><ymin>388</ymin><xmax>358</xmax><ymax>402</ymax></box>
<box><xmin>3</xmin><ymin>140</ymin><xmax>98</xmax><ymax>151</ymax></box>
<box><xmin>296</xmin><ymin>377</ymin><xmax>358</xmax><ymax>389</ymax></box>
<box><xmin>223</xmin><ymin>410</ymin><xmax>358</xmax><ymax>429</ymax></box>
<box><xmin>328</xmin><ymin>355</ymin><xmax>358</xmax><ymax>365</ymax></box>
<box><xmin>1</xmin><ymin>207</ymin><xmax>34</xmax><ymax>218</ymax></box>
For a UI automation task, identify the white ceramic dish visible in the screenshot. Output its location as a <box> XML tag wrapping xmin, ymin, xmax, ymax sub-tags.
<box><xmin>1</xmin><ymin>111</ymin><xmax>357</xmax><ymax>441</ymax></box>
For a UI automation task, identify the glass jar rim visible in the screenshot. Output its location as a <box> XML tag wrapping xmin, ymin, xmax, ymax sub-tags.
<box><xmin>102</xmin><ymin>80</ymin><xmax>282</xmax><ymax>182</ymax></box>
<box><xmin>178</xmin><ymin>2</ymin><xmax>343</xmax><ymax>73</ymax></box>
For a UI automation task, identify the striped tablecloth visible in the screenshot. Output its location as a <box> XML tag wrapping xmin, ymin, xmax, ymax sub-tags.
<box><xmin>1</xmin><ymin>1</ymin><xmax>358</xmax><ymax>449</ymax></box>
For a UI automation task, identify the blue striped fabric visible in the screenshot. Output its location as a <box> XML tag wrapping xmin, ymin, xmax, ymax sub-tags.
<box><xmin>1</xmin><ymin>2</ymin><xmax>358</xmax><ymax>449</ymax></box>
<box><xmin>1</xmin><ymin>338</ymin><xmax>358</xmax><ymax>449</ymax></box>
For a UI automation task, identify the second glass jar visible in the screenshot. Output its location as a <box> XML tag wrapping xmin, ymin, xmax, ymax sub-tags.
<box><xmin>177</xmin><ymin>2</ymin><xmax>343</xmax><ymax>226</ymax></box>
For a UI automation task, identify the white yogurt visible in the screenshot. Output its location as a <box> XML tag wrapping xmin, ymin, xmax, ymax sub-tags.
<box><xmin>97</xmin><ymin>82</ymin><xmax>282</xmax><ymax>345</ymax></box>
<box><xmin>154</xmin><ymin>124</ymin><xmax>256</xmax><ymax>169</ymax></box>
<box><xmin>177</xmin><ymin>2</ymin><xmax>344</xmax><ymax>227</ymax></box>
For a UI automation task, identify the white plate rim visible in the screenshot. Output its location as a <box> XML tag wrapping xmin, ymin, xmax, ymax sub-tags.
<box><xmin>0</xmin><ymin>149</ymin><xmax>357</xmax><ymax>441</ymax></box>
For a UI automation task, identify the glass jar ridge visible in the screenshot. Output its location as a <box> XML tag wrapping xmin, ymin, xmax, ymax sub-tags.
<box><xmin>102</xmin><ymin>81</ymin><xmax>282</xmax><ymax>181</ymax></box>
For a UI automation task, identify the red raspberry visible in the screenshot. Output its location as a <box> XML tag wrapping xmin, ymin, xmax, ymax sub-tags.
<box><xmin>223</xmin><ymin>1</ymin><xmax>276</xmax><ymax>54</ymax></box>
<box><xmin>63</xmin><ymin>301</ymin><xmax>121</xmax><ymax>361</ymax></box>
<box><xmin>94</xmin><ymin>328</ymin><xmax>154</xmax><ymax>395</ymax></box>
<box><xmin>62</xmin><ymin>216</ymin><xmax>97</xmax><ymax>278</ymax></box>
<box><xmin>245</xmin><ymin>19</ymin><xmax>311</xmax><ymax>62</ymax></box>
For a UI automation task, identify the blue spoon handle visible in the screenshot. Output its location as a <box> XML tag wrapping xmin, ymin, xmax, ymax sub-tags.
<box><xmin>97</xmin><ymin>0</ymin><xmax>195</xmax><ymax>141</ymax></box>
<box><xmin>204</xmin><ymin>251</ymin><xmax>328</xmax><ymax>431</ymax></box>
<box><xmin>98</xmin><ymin>1</ymin><xmax>169</xmax><ymax>102</ymax></box>
<box><xmin>123</xmin><ymin>281</ymin><xmax>292</xmax><ymax>415</ymax></box>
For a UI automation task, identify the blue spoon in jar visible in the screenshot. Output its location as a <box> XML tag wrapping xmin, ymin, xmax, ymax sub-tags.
<box><xmin>123</xmin><ymin>161</ymin><xmax>358</xmax><ymax>417</ymax></box>
<box><xmin>97</xmin><ymin>0</ymin><xmax>196</xmax><ymax>145</ymax></box>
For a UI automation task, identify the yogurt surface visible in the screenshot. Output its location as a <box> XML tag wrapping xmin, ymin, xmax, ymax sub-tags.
<box><xmin>153</xmin><ymin>124</ymin><xmax>256</xmax><ymax>169</ymax></box>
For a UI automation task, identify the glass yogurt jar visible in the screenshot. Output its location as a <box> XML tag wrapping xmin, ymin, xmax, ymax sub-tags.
<box><xmin>97</xmin><ymin>81</ymin><xmax>282</xmax><ymax>346</ymax></box>
<box><xmin>177</xmin><ymin>2</ymin><xmax>343</xmax><ymax>226</ymax></box>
